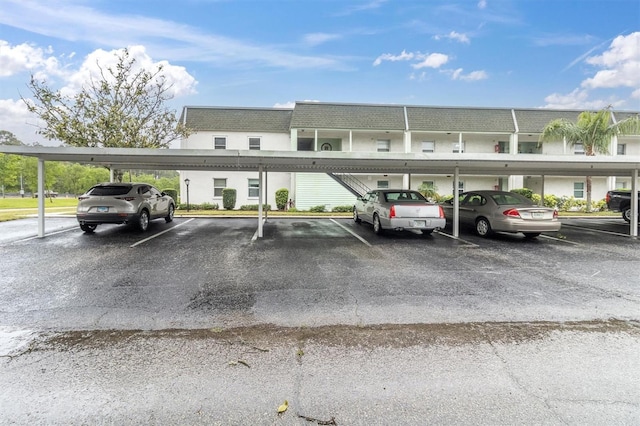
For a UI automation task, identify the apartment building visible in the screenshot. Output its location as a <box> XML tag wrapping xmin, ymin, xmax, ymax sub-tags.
<box><xmin>179</xmin><ymin>102</ymin><xmax>640</xmax><ymax>209</ymax></box>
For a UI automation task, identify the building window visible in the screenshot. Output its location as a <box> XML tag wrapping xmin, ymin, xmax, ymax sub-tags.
<box><xmin>213</xmin><ymin>178</ymin><xmax>226</xmax><ymax>197</ymax></box>
<box><xmin>422</xmin><ymin>141</ymin><xmax>435</xmax><ymax>153</ymax></box>
<box><xmin>616</xmin><ymin>181</ymin><xmax>627</xmax><ymax>189</ymax></box>
<box><xmin>574</xmin><ymin>143</ymin><xmax>584</xmax><ymax>155</ymax></box>
<box><xmin>214</xmin><ymin>137</ymin><xmax>226</xmax><ymax>150</ymax></box>
<box><xmin>248</xmin><ymin>179</ymin><xmax>259</xmax><ymax>197</ymax></box>
<box><xmin>422</xmin><ymin>180</ymin><xmax>435</xmax><ymax>190</ymax></box>
<box><xmin>573</xmin><ymin>182</ymin><xmax>584</xmax><ymax>198</ymax></box>
<box><xmin>457</xmin><ymin>180</ymin><xmax>465</xmax><ymax>194</ymax></box>
<box><xmin>617</xmin><ymin>144</ymin><xmax>626</xmax><ymax>155</ymax></box>
<box><xmin>249</xmin><ymin>137</ymin><xmax>261</xmax><ymax>150</ymax></box>
<box><xmin>497</xmin><ymin>141</ymin><xmax>510</xmax><ymax>153</ymax></box>
<box><xmin>452</xmin><ymin>142</ymin><xmax>464</xmax><ymax>153</ymax></box>
<box><xmin>377</xmin><ymin>180</ymin><xmax>389</xmax><ymax>189</ymax></box>
<box><xmin>377</xmin><ymin>139</ymin><xmax>390</xmax><ymax>152</ymax></box>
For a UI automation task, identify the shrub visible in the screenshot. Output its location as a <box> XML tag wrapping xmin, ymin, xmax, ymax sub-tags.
<box><xmin>593</xmin><ymin>198</ymin><xmax>607</xmax><ymax>212</ymax></box>
<box><xmin>162</xmin><ymin>188</ymin><xmax>178</xmax><ymax>202</ymax></box>
<box><xmin>222</xmin><ymin>188</ymin><xmax>236</xmax><ymax>210</ymax></box>
<box><xmin>288</xmin><ymin>207</ymin><xmax>299</xmax><ymax>212</ymax></box>
<box><xmin>510</xmin><ymin>188</ymin><xmax>534</xmax><ymax>199</ymax></box>
<box><xmin>275</xmin><ymin>188</ymin><xmax>289</xmax><ymax>210</ymax></box>
<box><xmin>201</xmin><ymin>202</ymin><xmax>219</xmax><ymax>210</ymax></box>
<box><xmin>332</xmin><ymin>205</ymin><xmax>353</xmax><ymax>212</ymax></box>
<box><xmin>239</xmin><ymin>204</ymin><xmax>272</xmax><ymax>211</ymax></box>
<box><xmin>531</xmin><ymin>194</ymin><xmax>541</xmax><ymax>205</ymax></box>
<box><xmin>309</xmin><ymin>205</ymin><xmax>326</xmax><ymax>213</ymax></box>
<box><xmin>543</xmin><ymin>194</ymin><xmax>559</xmax><ymax>208</ymax></box>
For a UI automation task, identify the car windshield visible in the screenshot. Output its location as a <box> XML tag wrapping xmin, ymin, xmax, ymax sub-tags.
<box><xmin>385</xmin><ymin>191</ymin><xmax>426</xmax><ymax>202</ymax></box>
<box><xmin>87</xmin><ymin>186</ymin><xmax>132</xmax><ymax>196</ymax></box>
<box><xmin>489</xmin><ymin>193</ymin><xmax>534</xmax><ymax>205</ymax></box>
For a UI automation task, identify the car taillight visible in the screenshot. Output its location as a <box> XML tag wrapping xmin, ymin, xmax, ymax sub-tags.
<box><xmin>553</xmin><ymin>210</ymin><xmax>558</xmax><ymax>219</ymax></box>
<box><xmin>438</xmin><ymin>205</ymin><xmax>445</xmax><ymax>218</ymax></box>
<box><xmin>605</xmin><ymin>192</ymin><xmax>611</xmax><ymax>203</ymax></box>
<box><xmin>390</xmin><ymin>205</ymin><xmax>396</xmax><ymax>218</ymax></box>
<box><xmin>503</xmin><ymin>208</ymin><xmax>521</xmax><ymax>218</ymax></box>
<box><xmin>115</xmin><ymin>196</ymin><xmax>136</xmax><ymax>201</ymax></box>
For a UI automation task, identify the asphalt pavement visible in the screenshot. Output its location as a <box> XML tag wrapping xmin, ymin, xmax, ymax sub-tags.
<box><xmin>1</xmin><ymin>216</ymin><xmax>639</xmax><ymax>424</ymax></box>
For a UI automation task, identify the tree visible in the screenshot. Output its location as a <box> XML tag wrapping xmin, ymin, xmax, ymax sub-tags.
<box><xmin>539</xmin><ymin>107</ymin><xmax>640</xmax><ymax>211</ymax></box>
<box><xmin>24</xmin><ymin>48</ymin><xmax>191</xmax><ymax>180</ymax></box>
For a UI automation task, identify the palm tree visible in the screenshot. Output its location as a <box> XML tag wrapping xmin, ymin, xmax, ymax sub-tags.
<box><xmin>539</xmin><ymin>107</ymin><xmax>640</xmax><ymax>211</ymax></box>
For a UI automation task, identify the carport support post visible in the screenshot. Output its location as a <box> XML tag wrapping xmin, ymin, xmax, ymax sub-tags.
<box><xmin>453</xmin><ymin>166</ymin><xmax>459</xmax><ymax>238</ymax></box>
<box><xmin>258</xmin><ymin>165</ymin><xmax>263</xmax><ymax>238</ymax></box>
<box><xmin>632</xmin><ymin>169</ymin><xmax>638</xmax><ymax>237</ymax></box>
<box><xmin>37</xmin><ymin>158</ymin><xmax>45</xmax><ymax>238</ymax></box>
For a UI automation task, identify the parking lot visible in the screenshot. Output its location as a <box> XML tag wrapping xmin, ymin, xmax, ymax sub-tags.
<box><xmin>1</xmin><ymin>216</ymin><xmax>639</xmax><ymax>424</ymax></box>
<box><xmin>0</xmin><ymin>215</ymin><xmax>638</xmax><ymax>330</ymax></box>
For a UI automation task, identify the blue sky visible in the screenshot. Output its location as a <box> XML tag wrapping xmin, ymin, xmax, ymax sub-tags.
<box><xmin>1</xmin><ymin>0</ymin><xmax>639</xmax><ymax>146</ymax></box>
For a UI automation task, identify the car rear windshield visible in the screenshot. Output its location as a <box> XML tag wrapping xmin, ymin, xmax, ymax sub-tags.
<box><xmin>87</xmin><ymin>186</ymin><xmax>132</xmax><ymax>196</ymax></box>
<box><xmin>490</xmin><ymin>193</ymin><xmax>533</xmax><ymax>205</ymax></box>
<box><xmin>385</xmin><ymin>191</ymin><xmax>426</xmax><ymax>202</ymax></box>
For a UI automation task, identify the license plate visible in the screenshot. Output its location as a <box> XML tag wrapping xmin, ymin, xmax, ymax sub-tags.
<box><xmin>414</xmin><ymin>220</ymin><xmax>426</xmax><ymax>227</ymax></box>
<box><xmin>532</xmin><ymin>212</ymin><xmax>544</xmax><ymax>219</ymax></box>
<box><xmin>97</xmin><ymin>206</ymin><xmax>109</xmax><ymax>213</ymax></box>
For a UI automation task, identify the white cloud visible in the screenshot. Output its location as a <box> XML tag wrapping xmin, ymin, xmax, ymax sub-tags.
<box><xmin>0</xmin><ymin>98</ymin><xmax>48</xmax><ymax>145</ymax></box>
<box><xmin>373</xmin><ymin>50</ymin><xmax>415</xmax><ymax>66</ymax></box>
<box><xmin>434</xmin><ymin>31</ymin><xmax>470</xmax><ymax>44</ymax></box>
<box><xmin>542</xmin><ymin>88</ymin><xmax>625</xmax><ymax>110</ymax></box>
<box><xmin>273</xmin><ymin>102</ymin><xmax>296</xmax><ymax>109</ymax></box>
<box><xmin>374</xmin><ymin>51</ymin><xmax>449</xmax><ymax>69</ymax></box>
<box><xmin>581</xmin><ymin>32</ymin><xmax>640</xmax><ymax>90</ymax></box>
<box><xmin>412</xmin><ymin>53</ymin><xmax>449</xmax><ymax>69</ymax></box>
<box><xmin>450</xmin><ymin>68</ymin><xmax>488</xmax><ymax>81</ymax></box>
<box><xmin>60</xmin><ymin>46</ymin><xmax>198</xmax><ymax>98</ymax></box>
<box><xmin>478</xmin><ymin>0</ymin><xmax>488</xmax><ymax>9</ymax></box>
<box><xmin>303</xmin><ymin>33</ymin><xmax>341</xmax><ymax>47</ymax></box>
<box><xmin>0</xmin><ymin>41</ymin><xmax>62</xmax><ymax>78</ymax></box>
<box><xmin>0</xmin><ymin>0</ymin><xmax>347</xmax><ymax>71</ymax></box>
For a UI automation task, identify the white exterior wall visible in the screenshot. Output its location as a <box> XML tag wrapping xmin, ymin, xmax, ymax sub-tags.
<box><xmin>180</xmin><ymin>130</ymin><xmax>291</xmax><ymax>207</ymax></box>
<box><xmin>295</xmin><ymin>173</ymin><xmax>357</xmax><ymax>210</ymax></box>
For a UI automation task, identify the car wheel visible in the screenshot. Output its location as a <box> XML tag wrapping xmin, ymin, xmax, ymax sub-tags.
<box><xmin>138</xmin><ymin>209</ymin><xmax>150</xmax><ymax>232</ymax></box>
<box><xmin>373</xmin><ymin>214</ymin><xmax>384</xmax><ymax>234</ymax></box>
<box><xmin>80</xmin><ymin>224</ymin><xmax>97</xmax><ymax>233</ymax></box>
<box><xmin>421</xmin><ymin>229</ymin><xmax>434</xmax><ymax>236</ymax></box>
<box><xmin>165</xmin><ymin>204</ymin><xmax>175</xmax><ymax>223</ymax></box>
<box><xmin>353</xmin><ymin>208</ymin><xmax>361</xmax><ymax>223</ymax></box>
<box><xmin>523</xmin><ymin>232</ymin><xmax>540</xmax><ymax>239</ymax></box>
<box><xmin>622</xmin><ymin>207</ymin><xmax>631</xmax><ymax>223</ymax></box>
<box><xmin>475</xmin><ymin>217</ymin><xmax>492</xmax><ymax>237</ymax></box>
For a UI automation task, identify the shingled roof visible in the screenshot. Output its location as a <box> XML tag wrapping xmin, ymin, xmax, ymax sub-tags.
<box><xmin>290</xmin><ymin>102</ymin><xmax>406</xmax><ymax>130</ymax></box>
<box><xmin>181</xmin><ymin>103</ymin><xmax>639</xmax><ymax>135</ymax></box>
<box><xmin>406</xmin><ymin>106</ymin><xmax>515</xmax><ymax>132</ymax></box>
<box><xmin>180</xmin><ymin>106</ymin><xmax>293</xmax><ymax>133</ymax></box>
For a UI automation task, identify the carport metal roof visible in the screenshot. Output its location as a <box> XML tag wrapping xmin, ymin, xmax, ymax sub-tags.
<box><xmin>2</xmin><ymin>145</ymin><xmax>640</xmax><ymax>176</ymax></box>
<box><xmin>1</xmin><ymin>145</ymin><xmax>638</xmax><ymax>238</ymax></box>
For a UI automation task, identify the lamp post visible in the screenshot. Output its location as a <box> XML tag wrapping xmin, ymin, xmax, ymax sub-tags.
<box><xmin>184</xmin><ymin>178</ymin><xmax>190</xmax><ymax>212</ymax></box>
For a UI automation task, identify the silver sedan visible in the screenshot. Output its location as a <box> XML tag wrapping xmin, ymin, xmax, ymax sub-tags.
<box><xmin>442</xmin><ymin>190</ymin><xmax>561</xmax><ymax>238</ymax></box>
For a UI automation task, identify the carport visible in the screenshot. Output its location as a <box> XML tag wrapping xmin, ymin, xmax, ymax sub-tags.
<box><xmin>1</xmin><ymin>145</ymin><xmax>639</xmax><ymax>238</ymax></box>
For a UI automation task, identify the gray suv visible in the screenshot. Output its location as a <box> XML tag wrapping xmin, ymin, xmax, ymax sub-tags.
<box><xmin>76</xmin><ymin>183</ymin><xmax>175</xmax><ymax>233</ymax></box>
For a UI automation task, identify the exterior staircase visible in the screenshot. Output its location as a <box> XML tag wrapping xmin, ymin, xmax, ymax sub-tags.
<box><xmin>327</xmin><ymin>173</ymin><xmax>371</xmax><ymax>198</ymax></box>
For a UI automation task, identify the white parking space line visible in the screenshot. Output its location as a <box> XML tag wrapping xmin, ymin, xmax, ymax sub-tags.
<box><xmin>330</xmin><ymin>219</ymin><xmax>372</xmax><ymax>246</ymax></box>
<box><xmin>17</xmin><ymin>226</ymin><xmax>77</xmax><ymax>243</ymax></box>
<box><xmin>561</xmin><ymin>223</ymin><xmax>636</xmax><ymax>238</ymax></box>
<box><xmin>436</xmin><ymin>231</ymin><xmax>479</xmax><ymax>247</ymax></box>
<box><xmin>130</xmin><ymin>218</ymin><xmax>194</xmax><ymax>248</ymax></box>
<box><xmin>538</xmin><ymin>235</ymin><xmax>582</xmax><ymax>246</ymax></box>
<box><xmin>538</xmin><ymin>234</ymin><xmax>580</xmax><ymax>245</ymax></box>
